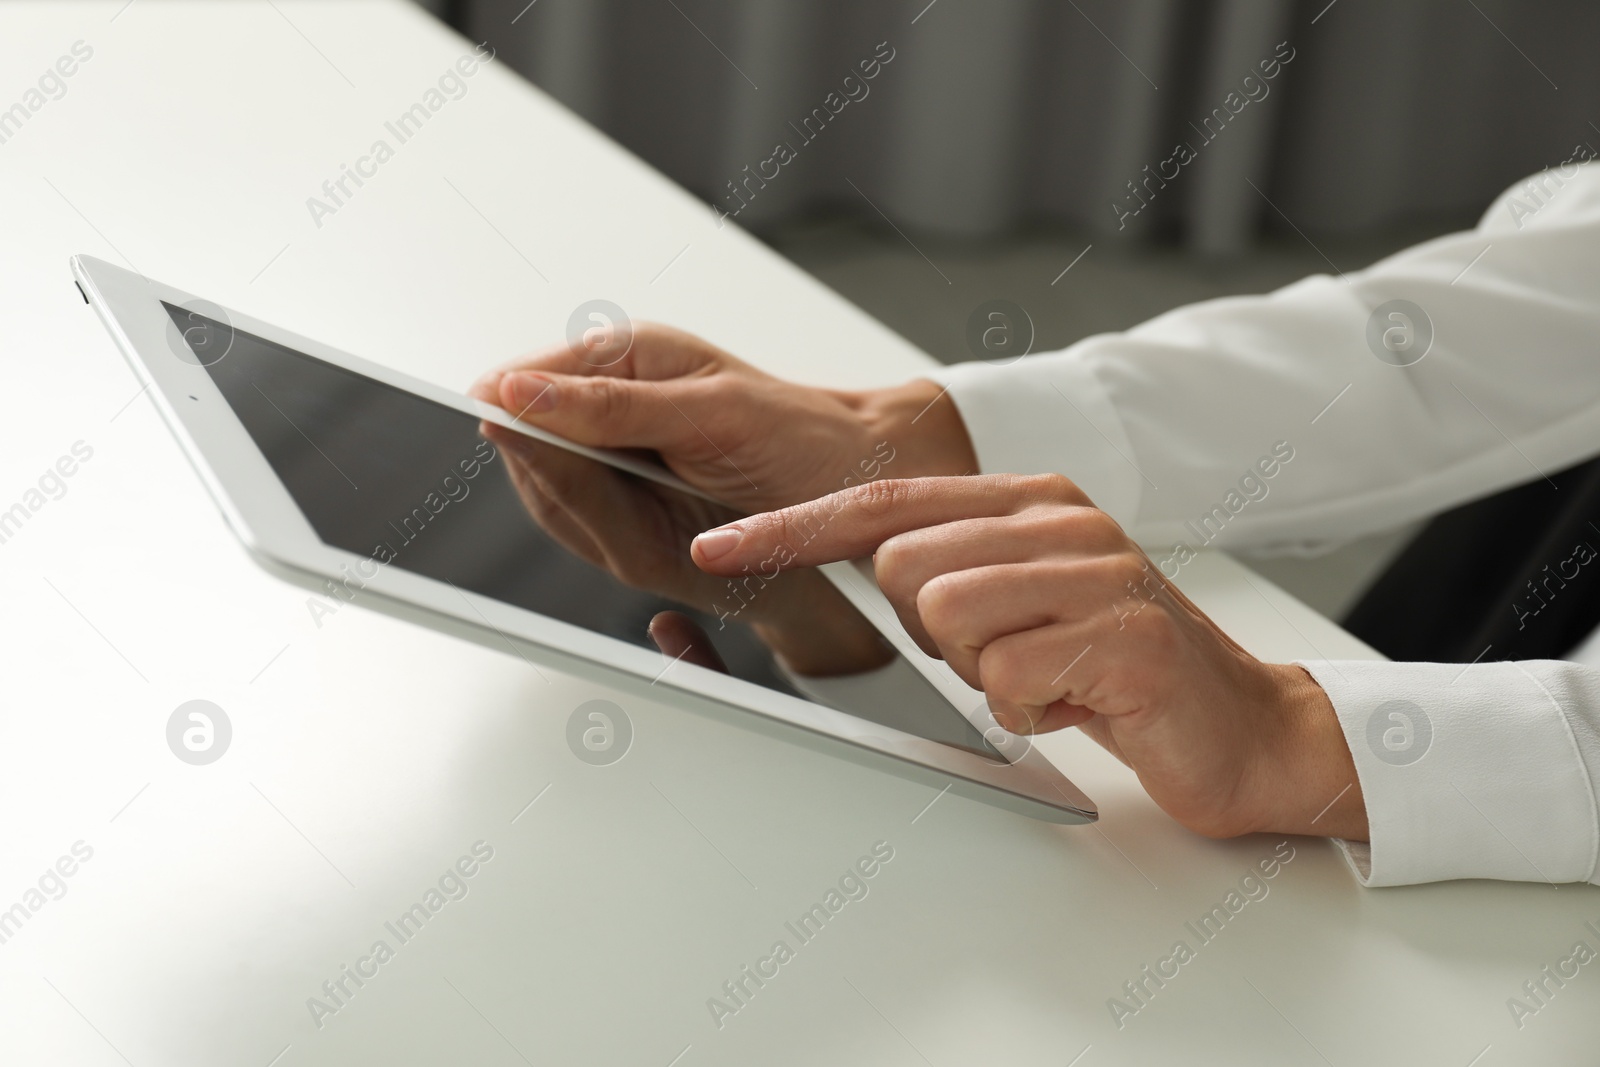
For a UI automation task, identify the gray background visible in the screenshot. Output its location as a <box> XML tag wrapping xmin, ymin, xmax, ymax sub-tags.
<box><xmin>416</xmin><ymin>0</ymin><xmax>1595</xmax><ymax>614</ymax></box>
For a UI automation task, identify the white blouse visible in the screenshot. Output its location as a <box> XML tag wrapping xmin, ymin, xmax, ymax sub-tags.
<box><xmin>919</xmin><ymin>162</ymin><xmax>1600</xmax><ymax>886</ymax></box>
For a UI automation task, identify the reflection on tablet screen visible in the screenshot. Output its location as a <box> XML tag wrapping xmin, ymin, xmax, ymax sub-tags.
<box><xmin>166</xmin><ymin>302</ymin><xmax>1001</xmax><ymax>760</ymax></box>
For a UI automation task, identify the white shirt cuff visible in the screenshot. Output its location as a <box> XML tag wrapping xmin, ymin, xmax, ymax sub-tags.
<box><xmin>926</xmin><ymin>354</ymin><xmax>1143</xmax><ymax>527</ymax></box>
<box><xmin>1298</xmin><ymin>660</ymin><xmax>1599</xmax><ymax>886</ymax></box>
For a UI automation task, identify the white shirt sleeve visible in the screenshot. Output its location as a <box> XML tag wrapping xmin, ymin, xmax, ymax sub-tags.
<box><xmin>1300</xmin><ymin>659</ymin><xmax>1600</xmax><ymax>887</ymax></box>
<box><xmin>929</xmin><ymin>162</ymin><xmax>1600</xmax><ymax>554</ymax></box>
<box><xmin>922</xmin><ymin>163</ymin><xmax>1600</xmax><ymax>886</ymax></box>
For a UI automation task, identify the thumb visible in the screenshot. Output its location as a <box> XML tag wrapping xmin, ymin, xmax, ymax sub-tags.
<box><xmin>498</xmin><ymin>370</ymin><xmax>699</xmax><ymax>451</ymax></box>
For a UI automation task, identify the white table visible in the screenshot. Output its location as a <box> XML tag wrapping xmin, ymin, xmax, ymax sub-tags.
<box><xmin>1</xmin><ymin>3</ymin><xmax>1594</xmax><ymax>1065</ymax></box>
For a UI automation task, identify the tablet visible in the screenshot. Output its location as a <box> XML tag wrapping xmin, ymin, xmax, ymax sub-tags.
<box><xmin>73</xmin><ymin>255</ymin><xmax>1096</xmax><ymax>825</ymax></box>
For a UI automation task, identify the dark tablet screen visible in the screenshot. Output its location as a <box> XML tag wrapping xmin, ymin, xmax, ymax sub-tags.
<box><xmin>167</xmin><ymin>302</ymin><xmax>1000</xmax><ymax>759</ymax></box>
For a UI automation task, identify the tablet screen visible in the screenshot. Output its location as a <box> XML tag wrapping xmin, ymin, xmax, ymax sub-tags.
<box><xmin>168</xmin><ymin>303</ymin><xmax>1000</xmax><ymax>760</ymax></box>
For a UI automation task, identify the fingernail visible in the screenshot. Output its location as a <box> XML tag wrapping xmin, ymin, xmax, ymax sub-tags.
<box><xmin>693</xmin><ymin>526</ymin><xmax>743</xmax><ymax>561</ymax></box>
<box><xmin>505</xmin><ymin>372</ymin><xmax>559</xmax><ymax>415</ymax></box>
<box><xmin>992</xmin><ymin>712</ymin><xmax>1017</xmax><ymax>732</ymax></box>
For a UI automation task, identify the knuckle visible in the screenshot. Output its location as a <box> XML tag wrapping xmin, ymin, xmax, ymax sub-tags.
<box><xmin>767</xmin><ymin>505</ymin><xmax>819</xmax><ymax>559</ymax></box>
<box><xmin>589</xmin><ymin>375</ymin><xmax>631</xmax><ymax>424</ymax></box>
<box><xmin>1133</xmin><ymin>555</ymin><xmax>1168</xmax><ymax>596</ymax></box>
<box><xmin>977</xmin><ymin>642</ymin><xmax>1024</xmax><ymax>700</ymax></box>
<box><xmin>690</xmin><ymin>379</ymin><xmax>754</xmax><ymax>446</ymax></box>
<box><xmin>1106</xmin><ymin>551</ymin><xmax>1151</xmax><ymax>588</ymax></box>
<box><xmin>914</xmin><ymin>572</ymin><xmax>962</xmax><ymax>636</ymax></box>
<box><xmin>872</xmin><ymin>536</ymin><xmax>906</xmax><ymax>591</ymax></box>
<box><xmin>853</xmin><ymin>477</ymin><xmax>913</xmax><ymax>520</ymax></box>
<box><xmin>1087</xmin><ymin>507</ymin><xmax>1130</xmax><ymax>545</ymax></box>
<box><xmin>1098</xmin><ymin>553</ymin><xmax>1162</xmax><ymax>605</ymax></box>
<box><xmin>1028</xmin><ymin>472</ymin><xmax>1090</xmax><ymax>505</ymax></box>
<box><xmin>1046</xmin><ymin>505</ymin><xmax>1125</xmax><ymax>549</ymax></box>
<box><xmin>872</xmin><ymin>533</ymin><xmax>921</xmax><ymax>595</ymax></box>
<box><xmin>692</xmin><ymin>374</ymin><xmax>734</xmax><ymax>406</ymax></box>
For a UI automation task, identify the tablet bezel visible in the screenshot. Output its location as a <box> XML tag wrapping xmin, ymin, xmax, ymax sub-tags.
<box><xmin>72</xmin><ymin>254</ymin><xmax>1097</xmax><ymax>825</ymax></box>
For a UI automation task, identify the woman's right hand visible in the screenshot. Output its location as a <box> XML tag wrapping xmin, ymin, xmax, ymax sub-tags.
<box><xmin>468</xmin><ymin>322</ymin><xmax>976</xmax><ymax>514</ymax></box>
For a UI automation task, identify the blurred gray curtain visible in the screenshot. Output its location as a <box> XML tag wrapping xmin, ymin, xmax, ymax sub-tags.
<box><xmin>458</xmin><ymin>0</ymin><xmax>1600</xmax><ymax>251</ymax></box>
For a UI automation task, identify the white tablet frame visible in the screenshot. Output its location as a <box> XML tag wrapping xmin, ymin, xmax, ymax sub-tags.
<box><xmin>72</xmin><ymin>254</ymin><xmax>1096</xmax><ymax>825</ymax></box>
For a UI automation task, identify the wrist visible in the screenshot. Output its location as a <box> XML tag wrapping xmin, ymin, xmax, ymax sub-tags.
<box><xmin>850</xmin><ymin>379</ymin><xmax>978</xmax><ymax>481</ymax></box>
<box><xmin>1250</xmin><ymin>664</ymin><xmax>1369</xmax><ymax>840</ymax></box>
